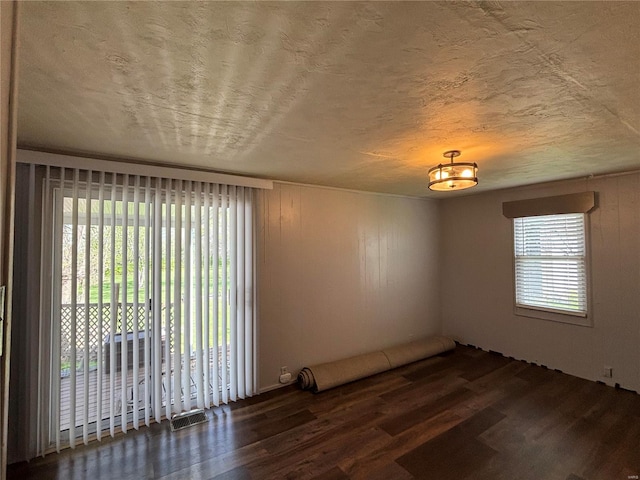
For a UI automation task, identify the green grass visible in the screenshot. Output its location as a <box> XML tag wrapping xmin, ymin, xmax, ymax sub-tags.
<box><xmin>88</xmin><ymin>281</ymin><xmax>141</xmax><ymax>303</ymax></box>
<box><xmin>86</xmin><ymin>262</ymin><xmax>229</xmax><ymax>303</ymax></box>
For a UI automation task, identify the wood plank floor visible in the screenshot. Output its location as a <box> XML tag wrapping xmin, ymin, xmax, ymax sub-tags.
<box><xmin>8</xmin><ymin>345</ymin><xmax>640</xmax><ymax>480</ymax></box>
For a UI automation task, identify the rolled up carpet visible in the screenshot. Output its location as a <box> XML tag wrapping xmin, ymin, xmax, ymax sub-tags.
<box><xmin>298</xmin><ymin>335</ymin><xmax>455</xmax><ymax>392</ymax></box>
<box><xmin>298</xmin><ymin>351</ymin><xmax>391</xmax><ymax>393</ymax></box>
<box><xmin>382</xmin><ymin>335</ymin><xmax>456</xmax><ymax>369</ymax></box>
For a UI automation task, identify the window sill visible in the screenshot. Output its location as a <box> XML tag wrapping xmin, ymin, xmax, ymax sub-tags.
<box><xmin>514</xmin><ymin>305</ymin><xmax>592</xmax><ymax>327</ymax></box>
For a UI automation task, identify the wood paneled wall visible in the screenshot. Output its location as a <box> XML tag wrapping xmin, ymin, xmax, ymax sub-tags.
<box><xmin>441</xmin><ymin>173</ymin><xmax>640</xmax><ymax>393</ymax></box>
<box><xmin>1</xmin><ymin>1</ymin><xmax>19</xmax><ymax>478</ymax></box>
<box><xmin>256</xmin><ymin>183</ymin><xmax>441</xmax><ymax>391</ymax></box>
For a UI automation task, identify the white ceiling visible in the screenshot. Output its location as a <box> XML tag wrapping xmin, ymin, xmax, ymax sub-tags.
<box><xmin>16</xmin><ymin>1</ymin><xmax>640</xmax><ymax>196</ymax></box>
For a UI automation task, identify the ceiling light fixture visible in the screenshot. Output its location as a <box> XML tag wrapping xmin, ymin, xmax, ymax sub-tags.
<box><xmin>428</xmin><ymin>150</ymin><xmax>478</xmax><ymax>191</ymax></box>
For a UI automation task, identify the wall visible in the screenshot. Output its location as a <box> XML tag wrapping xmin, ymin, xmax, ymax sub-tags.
<box><xmin>0</xmin><ymin>2</ymin><xmax>12</xmax><ymax>261</ymax></box>
<box><xmin>441</xmin><ymin>173</ymin><xmax>640</xmax><ymax>392</ymax></box>
<box><xmin>1</xmin><ymin>1</ymin><xmax>18</xmax><ymax>477</ymax></box>
<box><xmin>257</xmin><ymin>183</ymin><xmax>441</xmax><ymax>391</ymax></box>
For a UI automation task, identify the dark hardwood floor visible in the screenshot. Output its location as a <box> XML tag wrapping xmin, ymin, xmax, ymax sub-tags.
<box><xmin>8</xmin><ymin>345</ymin><xmax>640</xmax><ymax>479</ymax></box>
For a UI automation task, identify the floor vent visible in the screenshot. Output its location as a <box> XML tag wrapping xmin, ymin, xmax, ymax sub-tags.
<box><xmin>170</xmin><ymin>409</ymin><xmax>209</xmax><ymax>432</ymax></box>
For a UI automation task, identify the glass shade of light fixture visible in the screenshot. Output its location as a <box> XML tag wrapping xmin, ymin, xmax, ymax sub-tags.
<box><xmin>428</xmin><ymin>150</ymin><xmax>478</xmax><ymax>191</ymax></box>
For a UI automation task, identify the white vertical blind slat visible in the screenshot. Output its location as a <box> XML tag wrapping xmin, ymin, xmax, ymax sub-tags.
<box><xmin>37</xmin><ymin>166</ymin><xmax>53</xmax><ymax>456</ymax></box>
<box><xmin>220</xmin><ymin>185</ymin><xmax>228</xmax><ymax>404</ymax></box>
<box><xmin>236</xmin><ymin>187</ymin><xmax>245</xmax><ymax>399</ymax></box>
<box><xmin>211</xmin><ymin>183</ymin><xmax>220</xmax><ymax>407</ymax></box>
<box><xmin>53</xmin><ymin>167</ymin><xmax>65</xmax><ymax>453</ymax></box>
<box><xmin>194</xmin><ymin>182</ymin><xmax>205</xmax><ymax>409</ymax></box>
<box><xmin>96</xmin><ymin>171</ymin><xmax>105</xmax><ymax>440</ymax></box>
<box><xmin>132</xmin><ymin>175</ymin><xmax>141</xmax><ymax>429</ymax></box>
<box><xmin>83</xmin><ymin>170</ymin><xmax>92</xmax><ymax>445</ymax></box>
<box><xmin>26</xmin><ymin>166</ymin><xmax>37</xmax><ymax>450</ymax></box>
<box><xmin>174</xmin><ymin>180</ymin><xmax>183</xmax><ymax>414</ymax></box>
<box><xmin>143</xmin><ymin>177</ymin><xmax>151</xmax><ymax>427</ymax></box>
<box><xmin>183</xmin><ymin>181</ymin><xmax>192</xmax><ymax>412</ymax></box>
<box><xmin>120</xmin><ymin>174</ymin><xmax>129</xmax><ymax>434</ymax></box>
<box><xmin>153</xmin><ymin>177</ymin><xmax>163</xmax><ymax>422</ymax></box>
<box><xmin>203</xmin><ymin>184</ymin><xmax>212</xmax><ymax>408</ymax></box>
<box><xmin>69</xmin><ymin>168</ymin><xmax>79</xmax><ymax>448</ymax></box>
<box><xmin>245</xmin><ymin>190</ymin><xmax>254</xmax><ymax>394</ymax></box>
<box><xmin>229</xmin><ymin>186</ymin><xmax>237</xmax><ymax>402</ymax></box>
<box><xmin>163</xmin><ymin>179</ymin><xmax>173</xmax><ymax>421</ymax></box>
<box><xmin>109</xmin><ymin>174</ymin><xmax>117</xmax><ymax>438</ymax></box>
<box><xmin>37</xmin><ymin>165</ymin><xmax>51</xmax><ymax>456</ymax></box>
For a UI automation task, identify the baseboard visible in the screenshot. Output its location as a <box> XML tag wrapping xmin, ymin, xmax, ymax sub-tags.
<box><xmin>259</xmin><ymin>380</ymin><xmax>297</xmax><ymax>394</ymax></box>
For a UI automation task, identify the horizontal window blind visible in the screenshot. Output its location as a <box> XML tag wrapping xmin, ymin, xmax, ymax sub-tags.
<box><xmin>514</xmin><ymin>213</ymin><xmax>587</xmax><ymax>316</ymax></box>
<box><xmin>34</xmin><ymin>166</ymin><xmax>256</xmax><ymax>455</ymax></box>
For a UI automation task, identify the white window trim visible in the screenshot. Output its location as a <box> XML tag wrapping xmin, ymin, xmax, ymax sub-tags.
<box><xmin>512</xmin><ymin>213</ymin><xmax>592</xmax><ymax>327</ymax></box>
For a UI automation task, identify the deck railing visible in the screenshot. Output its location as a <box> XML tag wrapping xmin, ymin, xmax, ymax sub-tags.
<box><xmin>59</xmin><ymin>303</ymin><xmax>174</xmax><ymax>377</ymax></box>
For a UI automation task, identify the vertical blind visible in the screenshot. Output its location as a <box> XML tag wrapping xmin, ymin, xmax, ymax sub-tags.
<box><xmin>514</xmin><ymin>213</ymin><xmax>587</xmax><ymax>316</ymax></box>
<box><xmin>36</xmin><ymin>166</ymin><xmax>256</xmax><ymax>454</ymax></box>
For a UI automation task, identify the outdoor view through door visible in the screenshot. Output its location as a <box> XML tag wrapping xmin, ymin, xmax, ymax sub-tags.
<box><xmin>37</xmin><ymin>167</ymin><xmax>256</xmax><ymax>453</ymax></box>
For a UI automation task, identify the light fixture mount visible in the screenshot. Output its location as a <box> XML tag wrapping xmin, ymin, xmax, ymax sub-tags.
<box><xmin>428</xmin><ymin>149</ymin><xmax>478</xmax><ymax>191</ymax></box>
<box><xmin>443</xmin><ymin>149</ymin><xmax>461</xmax><ymax>160</ymax></box>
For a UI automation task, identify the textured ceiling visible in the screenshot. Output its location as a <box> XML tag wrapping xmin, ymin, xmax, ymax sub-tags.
<box><xmin>16</xmin><ymin>1</ymin><xmax>640</xmax><ymax>196</ymax></box>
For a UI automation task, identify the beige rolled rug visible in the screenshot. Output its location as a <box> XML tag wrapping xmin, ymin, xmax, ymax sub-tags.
<box><xmin>382</xmin><ymin>335</ymin><xmax>456</xmax><ymax>369</ymax></box>
<box><xmin>298</xmin><ymin>335</ymin><xmax>455</xmax><ymax>392</ymax></box>
<box><xmin>298</xmin><ymin>351</ymin><xmax>391</xmax><ymax>393</ymax></box>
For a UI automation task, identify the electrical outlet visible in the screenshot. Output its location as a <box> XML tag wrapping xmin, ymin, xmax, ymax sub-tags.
<box><xmin>279</xmin><ymin>366</ymin><xmax>292</xmax><ymax>384</ymax></box>
<box><xmin>603</xmin><ymin>366</ymin><xmax>613</xmax><ymax>378</ymax></box>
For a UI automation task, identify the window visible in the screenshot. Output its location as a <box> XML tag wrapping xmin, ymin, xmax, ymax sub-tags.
<box><xmin>513</xmin><ymin>213</ymin><xmax>588</xmax><ymax>320</ymax></box>
<box><xmin>35</xmin><ymin>166</ymin><xmax>256</xmax><ymax>453</ymax></box>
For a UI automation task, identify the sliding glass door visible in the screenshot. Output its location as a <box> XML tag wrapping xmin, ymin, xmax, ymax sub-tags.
<box><xmin>37</xmin><ymin>167</ymin><xmax>255</xmax><ymax>453</ymax></box>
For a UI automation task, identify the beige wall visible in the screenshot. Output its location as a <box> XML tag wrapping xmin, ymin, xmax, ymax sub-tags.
<box><xmin>256</xmin><ymin>183</ymin><xmax>441</xmax><ymax>391</ymax></box>
<box><xmin>1</xmin><ymin>1</ymin><xmax>18</xmax><ymax>477</ymax></box>
<box><xmin>441</xmin><ymin>173</ymin><xmax>640</xmax><ymax>392</ymax></box>
<box><xmin>1</xmin><ymin>0</ymin><xmax>16</xmax><ymax>285</ymax></box>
